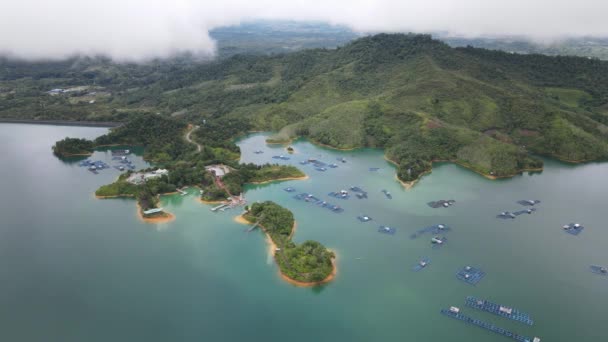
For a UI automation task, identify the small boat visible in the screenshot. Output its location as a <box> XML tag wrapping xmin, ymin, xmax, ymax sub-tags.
<box><xmin>381</xmin><ymin>189</ymin><xmax>392</xmax><ymax>199</ymax></box>
<box><xmin>431</xmin><ymin>236</ymin><xmax>444</xmax><ymax>244</ymax></box>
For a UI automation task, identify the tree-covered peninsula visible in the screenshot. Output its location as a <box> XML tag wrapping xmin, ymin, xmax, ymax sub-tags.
<box><xmin>242</xmin><ymin>201</ymin><xmax>335</xmax><ymax>284</ymax></box>
<box><xmin>75</xmin><ymin>114</ymin><xmax>306</xmax><ymax>216</ymax></box>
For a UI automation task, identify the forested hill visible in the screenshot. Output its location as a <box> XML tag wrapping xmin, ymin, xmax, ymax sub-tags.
<box><xmin>2</xmin><ymin>33</ymin><xmax>608</xmax><ymax>183</ymax></box>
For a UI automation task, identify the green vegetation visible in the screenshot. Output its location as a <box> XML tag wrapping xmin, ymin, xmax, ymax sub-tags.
<box><xmin>5</xmin><ymin>33</ymin><xmax>608</xmax><ymax>185</ymax></box>
<box><xmin>52</xmin><ymin>137</ymin><xmax>95</xmax><ymax>157</ymax></box>
<box><xmin>95</xmin><ymin>171</ymin><xmax>177</xmax><ymax>212</ymax></box>
<box><xmin>200</xmin><ymin>164</ymin><xmax>305</xmax><ymax>201</ymax></box>
<box><xmin>244</xmin><ymin>201</ymin><xmax>335</xmax><ymax>283</ymax></box>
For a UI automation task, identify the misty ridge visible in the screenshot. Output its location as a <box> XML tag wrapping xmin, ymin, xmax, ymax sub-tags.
<box><xmin>1</xmin><ymin>0</ymin><xmax>608</xmax><ymax>62</ymax></box>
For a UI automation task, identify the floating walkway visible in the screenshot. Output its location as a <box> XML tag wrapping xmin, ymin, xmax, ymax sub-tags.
<box><xmin>412</xmin><ymin>258</ymin><xmax>430</xmax><ymax>272</ymax></box>
<box><xmin>465</xmin><ymin>296</ymin><xmax>534</xmax><ymax>325</ymax></box>
<box><xmin>410</xmin><ymin>224</ymin><xmax>451</xmax><ymax>239</ymax></box>
<box><xmin>211</xmin><ymin>204</ymin><xmax>228</xmax><ymax>212</ymax></box>
<box><xmin>328</xmin><ymin>191</ymin><xmax>350</xmax><ymax>199</ymax></box>
<box><xmin>80</xmin><ymin>159</ymin><xmax>111</xmax><ymax>174</ymax></box>
<box><xmin>428</xmin><ymin>199</ymin><xmax>456</xmax><ymax>208</ymax></box>
<box><xmin>378</xmin><ymin>226</ymin><xmax>396</xmax><ymax>235</ymax></box>
<box><xmin>457</xmin><ymin>266</ymin><xmax>485</xmax><ymax>285</ymax></box>
<box><xmin>293</xmin><ymin>193</ymin><xmax>344</xmax><ymax>213</ymax></box>
<box><xmin>563</xmin><ymin>223</ymin><xmax>584</xmax><ymax>235</ymax></box>
<box><xmin>517</xmin><ymin>199</ymin><xmax>541</xmax><ymax>206</ymax></box>
<box><xmin>497</xmin><ymin>208</ymin><xmax>536</xmax><ymax>219</ymax></box>
<box><xmin>590</xmin><ymin>265</ymin><xmax>608</xmax><ymax>276</ymax></box>
<box><xmin>350</xmin><ymin>186</ymin><xmax>368</xmax><ymax>199</ymax></box>
<box><xmin>441</xmin><ymin>307</ymin><xmax>539</xmax><ymax>342</ymax></box>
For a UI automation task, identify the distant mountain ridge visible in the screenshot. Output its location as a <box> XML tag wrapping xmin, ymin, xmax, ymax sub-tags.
<box><xmin>1</xmin><ymin>33</ymin><xmax>608</xmax><ymax>184</ymax></box>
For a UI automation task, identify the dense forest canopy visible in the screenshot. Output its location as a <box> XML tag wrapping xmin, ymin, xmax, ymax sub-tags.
<box><xmin>245</xmin><ymin>201</ymin><xmax>334</xmax><ymax>283</ymax></box>
<box><xmin>6</xmin><ymin>33</ymin><xmax>608</xmax><ymax>183</ymax></box>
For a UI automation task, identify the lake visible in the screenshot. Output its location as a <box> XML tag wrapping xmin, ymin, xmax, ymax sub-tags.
<box><xmin>0</xmin><ymin>124</ymin><xmax>606</xmax><ymax>342</ymax></box>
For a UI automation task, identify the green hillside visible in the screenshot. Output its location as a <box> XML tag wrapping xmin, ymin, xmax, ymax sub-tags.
<box><xmin>3</xmin><ymin>33</ymin><xmax>608</xmax><ymax>184</ymax></box>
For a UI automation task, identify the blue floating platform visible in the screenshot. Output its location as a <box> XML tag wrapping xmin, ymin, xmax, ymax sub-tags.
<box><xmin>562</xmin><ymin>223</ymin><xmax>584</xmax><ymax>235</ymax></box>
<box><xmin>590</xmin><ymin>265</ymin><xmax>608</xmax><ymax>276</ymax></box>
<box><xmin>410</xmin><ymin>224</ymin><xmax>451</xmax><ymax>239</ymax></box>
<box><xmin>284</xmin><ymin>187</ymin><xmax>296</xmax><ymax>193</ymax></box>
<box><xmin>517</xmin><ymin>199</ymin><xmax>541</xmax><ymax>206</ymax></box>
<box><xmin>330</xmin><ymin>205</ymin><xmax>344</xmax><ymax>213</ymax></box>
<box><xmin>356</xmin><ymin>192</ymin><xmax>368</xmax><ymax>199</ymax></box>
<box><xmin>441</xmin><ymin>308</ymin><xmax>538</xmax><ymax>342</ymax></box>
<box><xmin>357</xmin><ymin>215</ymin><xmax>372</xmax><ymax>222</ymax></box>
<box><xmin>378</xmin><ymin>226</ymin><xmax>396</xmax><ymax>235</ymax></box>
<box><xmin>457</xmin><ymin>266</ymin><xmax>485</xmax><ymax>285</ymax></box>
<box><xmin>412</xmin><ymin>258</ymin><xmax>430</xmax><ymax>272</ymax></box>
<box><xmin>465</xmin><ymin>296</ymin><xmax>534</xmax><ymax>326</ymax></box>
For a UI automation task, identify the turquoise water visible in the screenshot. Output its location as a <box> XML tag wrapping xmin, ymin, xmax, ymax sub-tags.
<box><xmin>1</xmin><ymin>126</ymin><xmax>607</xmax><ymax>342</ymax></box>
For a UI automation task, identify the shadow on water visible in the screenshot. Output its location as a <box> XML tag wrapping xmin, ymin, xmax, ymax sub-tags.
<box><xmin>310</xmin><ymin>284</ymin><xmax>328</xmax><ymax>294</ymax></box>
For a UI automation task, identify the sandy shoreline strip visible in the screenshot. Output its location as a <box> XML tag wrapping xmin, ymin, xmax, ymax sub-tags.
<box><xmin>136</xmin><ymin>202</ymin><xmax>175</xmax><ymax>224</ymax></box>
<box><xmin>234</xmin><ymin>214</ymin><xmax>336</xmax><ymax>287</ymax></box>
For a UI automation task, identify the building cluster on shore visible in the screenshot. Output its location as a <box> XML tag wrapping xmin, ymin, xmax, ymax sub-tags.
<box><xmin>127</xmin><ymin>169</ymin><xmax>169</xmax><ymax>185</ymax></box>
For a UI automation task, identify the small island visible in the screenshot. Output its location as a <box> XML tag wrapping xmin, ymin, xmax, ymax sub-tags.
<box><xmin>53</xmin><ymin>137</ymin><xmax>95</xmax><ymax>157</ymax></box>
<box><xmin>238</xmin><ymin>201</ymin><xmax>336</xmax><ymax>286</ymax></box>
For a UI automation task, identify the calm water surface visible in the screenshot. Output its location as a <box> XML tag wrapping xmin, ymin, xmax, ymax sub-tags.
<box><xmin>1</xmin><ymin>125</ymin><xmax>606</xmax><ymax>342</ymax></box>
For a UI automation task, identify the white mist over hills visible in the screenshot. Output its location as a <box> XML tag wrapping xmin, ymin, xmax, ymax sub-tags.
<box><xmin>1</xmin><ymin>0</ymin><xmax>607</xmax><ymax>61</ymax></box>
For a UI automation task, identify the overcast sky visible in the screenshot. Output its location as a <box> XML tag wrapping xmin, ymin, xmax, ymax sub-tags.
<box><xmin>1</xmin><ymin>0</ymin><xmax>607</xmax><ymax>61</ymax></box>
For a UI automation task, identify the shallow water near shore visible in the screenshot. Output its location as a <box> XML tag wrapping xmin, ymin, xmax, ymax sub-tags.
<box><xmin>1</xmin><ymin>125</ymin><xmax>607</xmax><ymax>342</ymax></box>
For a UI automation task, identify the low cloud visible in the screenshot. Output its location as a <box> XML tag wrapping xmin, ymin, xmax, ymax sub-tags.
<box><xmin>1</xmin><ymin>0</ymin><xmax>607</xmax><ymax>61</ymax></box>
